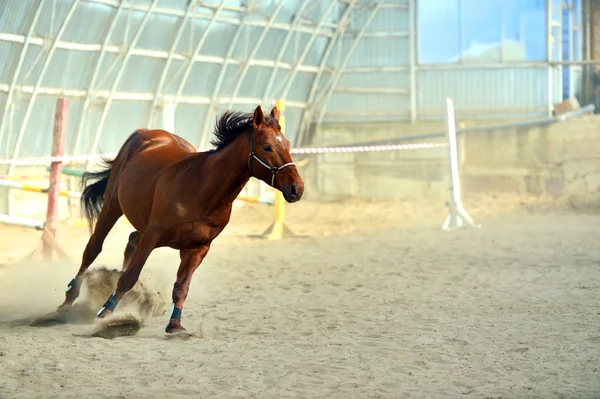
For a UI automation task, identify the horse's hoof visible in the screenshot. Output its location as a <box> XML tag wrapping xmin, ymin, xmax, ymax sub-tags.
<box><xmin>165</xmin><ymin>322</ymin><xmax>202</xmax><ymax>340</ymax></box>
<box><xmin>56</xmin><ymin>303</ymin><xmax>71</xmax><ymax>312</ymax></box>
<box><xmin>96</xmin><ymin>308</ymin><xmax>113</xmax><ymax>319</ymax></box>
<box><xmin>165</xmin><ymin>329</ymin><xmax>196</xmax><ymax>340</ymax></box>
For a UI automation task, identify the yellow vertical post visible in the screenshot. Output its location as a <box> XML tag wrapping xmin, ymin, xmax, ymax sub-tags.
<box><xmin>263</xmin><ymin>99</ymin><xmax>293</xmax><ymax>240</ymax></box>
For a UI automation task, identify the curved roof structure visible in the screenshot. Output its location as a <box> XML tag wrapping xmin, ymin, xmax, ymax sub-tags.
<box><xmin>0</xmin><ymin>0</ymin><xmax>410</xmax><ymax>164</ymax></box>
<box><xmin>1</xmin><ymin>0</ymin><xmax>585</xmax><ymax>172</ymax></box>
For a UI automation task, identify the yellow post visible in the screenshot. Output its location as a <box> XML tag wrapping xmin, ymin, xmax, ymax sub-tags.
<box><xmin>263</xmin><ymin>99</ymin><xmax>294</xmax><ymax>240</ymax></box>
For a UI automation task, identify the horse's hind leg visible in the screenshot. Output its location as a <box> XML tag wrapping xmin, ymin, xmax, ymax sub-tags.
<box><xmin>122</xmin><ymin>231</ymin><xmax>140</xmax><ymax>271</ymax></box>
<box><xmin>166</xmin><ymin>246</ymin><xmax>210</xmax><ymax>335</ymax></box>
<box><xmin>58</xmin><ymin>202</ymin><xmax>123</xmax><ymax>310</ymax></box>
<box><xmin>96</xmin><ymin>224</ymin><xmax>162</xmax><ymax>318</ymax></box>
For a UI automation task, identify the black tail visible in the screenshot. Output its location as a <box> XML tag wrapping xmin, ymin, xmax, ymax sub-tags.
<box><xmin>81</xmin><ymin>156</ymin><xmax>114</xmax><ymax>231</ymax></box>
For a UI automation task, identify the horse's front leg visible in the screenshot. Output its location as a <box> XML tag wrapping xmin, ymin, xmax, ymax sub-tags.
<box><xmin>166</xmin><ymin>245</ymin><xmax>210</xmax><ymax>335</ymax></box>
<box><xmin>58</xmin><ymin>204</ymin><xmax>123</xmax><ymax>311</ymax></box>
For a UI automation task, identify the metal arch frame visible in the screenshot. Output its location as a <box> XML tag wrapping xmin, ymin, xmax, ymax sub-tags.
<box><xmin>224</xmin><ymin>0</ymin><xmax>287</xmax><ymax>112</ymax></box>
<box><xmin>278</xmin><ymin>0</ymin><xmax>338</xmax><ymax>102</ymax></box>
<box><xmin>145</xmin><ymin>0</ymin><xmax>198</xmax><ymax>129</ymax></box>
<box><xmin>261</xmin><ymin>0</ymin><xmax>312</xmax><ymax>104</ymax></box>
<box><xmin>87</xmin><ymin>0</ymin><xmax>160</xmax><ymax>169</ymax></box>
<box><xmin>0</xmin><ymin>83</ymin><xmax>308</xmax><ymax>108</ymax></box>
<box><xmin>0</xmin><ymin>33</ymin><xmax>322</xmax><ymax>74</ymax></box>
<box><xmin>84</xmin><ymin>0</ymin><xmax>335</xmax><ymax>39</ymax></box>
<box><xmin>314</xmin><ymin>1</ymin><xmax>384</xmax><ymax>132</ymax></box>
<box><xmin>0</xmin><ymin>0</ymin><xmax>47</xmax><ymax>160</ymax></box>
<box><xmin>307</xmin><ymin>3</ymin><xmax>396</xmax><ymax>119</ymax></box>
<box><xmin>71</xmin><ymin>0</ymin><xmax>126</xmax><ymax>156</ymax></box>
<box><xmin>123</xmin><ymin>0</ymin><xmax>135</xmax><ymax>45</ymax></box>
<box><xmin>169</xmin><ymin>0</ymin><xmax>228</xmax><ymax>118</ymax></box>
<box><xmin>169</xmin><ymin>0</ymin><xmax>228</xmax><ymax>113</ymax></box>
<box><xmin>7</xmin><ymin>0</ymin><xmax>81</xmax><ymax>175</ymax></box>
<box><xmin>295</xmin><ymin>0</ymin><xmax>360</xmax><ymax>147</ymax></box>
<box><xmin>408</xmin><ymin>0</ymin><xmax>417</xmax><ymax>123</ymax></box>
<box><xmin>197</xmin><ymin>0</ymin><xmax>260</xmax><ymax>150</ymax></box>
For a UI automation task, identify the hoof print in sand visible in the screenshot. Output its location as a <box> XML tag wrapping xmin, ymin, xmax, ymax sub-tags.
<box><xmin>29</xmin><ymin>311</ymin><xmax>71</xmax><ymax>327</ymax></box>
<box><xmin>29</xmin><ymin>304</ymin><xmax>96</xmax><ymax>327</ymax></box>
<box><xmin>89</xmin><ymin>313</ymin><xmax>143</xmax><ymax>339</ymax></box>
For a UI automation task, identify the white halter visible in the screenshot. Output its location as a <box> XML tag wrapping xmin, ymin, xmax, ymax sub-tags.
<box><xmin>248</xmin><ymin>134</ymin><xmax>295</xmax><ymax>187</ymax></box>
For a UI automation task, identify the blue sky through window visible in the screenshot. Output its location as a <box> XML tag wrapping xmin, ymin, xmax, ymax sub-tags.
<box><xmin>418</xmin><ymin>0</ymin><xmax>548</xmax><ymax>64</ymax></box>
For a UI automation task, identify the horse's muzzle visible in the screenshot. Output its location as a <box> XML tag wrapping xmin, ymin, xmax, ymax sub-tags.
<box><xmin>283</xmin><ymin>182</ymin><xmax>304</xmax><ymax>203</ymax></box>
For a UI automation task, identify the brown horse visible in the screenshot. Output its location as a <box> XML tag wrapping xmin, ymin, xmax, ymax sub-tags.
<box><xmin>57</xmin><ymin>105</ymin><xmax>304</xmax><ymax>335</ymax></box>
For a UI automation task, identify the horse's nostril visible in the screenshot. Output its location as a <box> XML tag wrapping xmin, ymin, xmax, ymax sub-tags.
<box><xmin>290</xmin><ymin>184</ymin><xmax>298</xmax><ymax>197</ymax></box>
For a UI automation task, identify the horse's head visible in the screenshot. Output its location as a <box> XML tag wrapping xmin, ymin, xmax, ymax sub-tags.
<box><xmin>248</xmin><ymin>105</ymin><xmax>304</xmax><ymax>203</ymax></box>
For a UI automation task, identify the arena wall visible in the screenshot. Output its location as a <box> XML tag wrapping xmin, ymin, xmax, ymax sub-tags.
<box><xmin>305</xmin><ymin>115</ymin><xmax>600</xmax><ymax>204</ymax></box>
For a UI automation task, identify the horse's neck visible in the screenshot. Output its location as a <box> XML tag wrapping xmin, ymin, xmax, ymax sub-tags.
<box><xmin>195</xmin><ymin>137</ymin><xmax>251</xmax><ymax>207</ymax></box>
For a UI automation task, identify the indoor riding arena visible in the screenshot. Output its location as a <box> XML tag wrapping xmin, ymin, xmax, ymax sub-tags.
<box><xmin>1</xmin><ymin>1</ymin><xmax>599</xmax><ymax>398</ymax></box>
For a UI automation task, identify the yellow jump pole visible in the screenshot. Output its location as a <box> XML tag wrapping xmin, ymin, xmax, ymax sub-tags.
<box><xmin>262</xmin><ymin>98</ymin><xmax>294</xmax><ymax>240</ymax></box>
<box><xmin>0</xmin><ymin>179</ymin><xmax>81</xmax><ymax>199</ymax></box>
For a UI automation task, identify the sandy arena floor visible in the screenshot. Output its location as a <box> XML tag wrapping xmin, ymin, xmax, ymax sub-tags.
<box><xmin>0</xmin><ymin>195</ymin><xmax>599</xmax><ymax>398</ymax></box>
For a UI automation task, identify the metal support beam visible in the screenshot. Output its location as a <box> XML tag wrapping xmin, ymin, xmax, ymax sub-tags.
<box><xmin>0</xmin><ymin>0</ymin><xmax>47</xmax><ymax>166</ymax></box>
<box><xmin>261</xmin><ymin>0</ymin><xmax>311</xmax><ymax>104</ymax></box>
<box><xmin>279</xmin><ymin>0</ymin><xmax>338</xmax><ymax>101</ymax></box>
<box><xmin>4</xmin><ymin>102</ymin><xmax>15</xmax><ymax>159</ymax></box>
<box><xmin>224</xmin><ymin>1</ymin><xmax>286</xmax><ymax>111</ymax></box>
<box><xmin>82</xmin><ymin>0</ymin><xmax>335</xmax><ymax>38</ymax></box>
<box><xmin>296</xmin><ymin>0</ymin><xmax>360</xmax><ymax>147</ymax></box>
<box><xmin>341</xmin><ymin>65</ymin><xmax>410</xmax><ymax>73</ymax></box>
<box><xmin>315</xmin><ymin>2</ymin><xmax>384</xmax><ymax>130</ymax></box>
<box><xmin>0</xmin><ymin>83</ymin><xmax>308</xmax><ymax>108</ymax></box>
<box><xmin>87</xmin><ymin>0</ymin><xmax>159</xmax><ymax>169</ymax></box>
<box><xmin>349</xmin><ymin>31</ymin><xmax>409</xmax><ymax>38</ymax></box>
<box><xmin>145</xmin><ymin>0</ymin><xmax>198</xmax><ymax>129</ymax></box>
<box><xmin>71</xmin><ymin>1</ymin><xmax>126</xmax><ymax>156</ymax></box>
<box><xmin>557</xmin><ymin>2</ymin><xmax>564</xmax><ymax>103</ymax></box>
<box><xmin>334</xmin><ymin>85</ymin><xmax>409</xmax><ymax>94</ymax></box>
<box><xmin>0</xmin><ymin>32</ymin><xmax>320</xmax><ymax>74</ymax></box>
<box><xmin>8</xmin><ymin>0</ymin><xmax>80</xmax><ymax>175</ymax></box>
<box><xmin>547</xmin><ymin>0</ymin><xmax>554</xmax><ymax>116</ymax></box>
<box><xmin>568</xmin><ymin>0</ymin><xmax>575</xmax><ymax>98</ymax></box>
<box><xmin>198</xmin><ymin>0</ymin><xmax>259</xmax><ymax>149</ymax></box>
<box><xmin>408</xmin><ymin>0</ymin><xmax>417</xmax><ymax>123</ymax></box>
<box><xmin>170</xmin><ymin>0</ymin><xmax>227</xmax><ymax>117</ymax></box>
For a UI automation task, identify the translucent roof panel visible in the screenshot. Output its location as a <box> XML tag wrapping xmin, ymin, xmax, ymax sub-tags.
<box><xmin>0</xmin><ymin>0</ymin><xmax>413</xmax><ymax>163</ymax></box>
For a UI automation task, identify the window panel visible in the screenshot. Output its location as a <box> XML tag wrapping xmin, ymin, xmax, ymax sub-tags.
<box><xmin>418</xmin><ymin>0</ymin><xmax>546</xmax><ymax>64</ymax></box>
<box><xmin>417</xmin><ymin>0</ymin><xmax>459</xmax><ymax>64</ymax></box>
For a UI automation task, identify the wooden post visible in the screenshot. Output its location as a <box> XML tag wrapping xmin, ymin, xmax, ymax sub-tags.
<box><xmin>36</xmin><ymin>97</ymin><xmax>70</xmax><ymax>262</ymax></box>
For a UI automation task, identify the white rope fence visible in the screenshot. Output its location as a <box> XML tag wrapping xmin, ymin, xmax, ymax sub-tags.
<box><xmin>0</xmin><ymin>142</ymin><xmax>449</xmax><ymax>166</ymax></box>
<box><xmin>0</xmin><ymin>98</ymin><xmax>476</xmax><ymax>231</ymax></box>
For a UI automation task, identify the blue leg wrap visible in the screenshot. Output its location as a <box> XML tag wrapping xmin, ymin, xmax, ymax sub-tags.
<box><xmin>170</xmin><ymin>305</ymin><xmax>182</xmax><ymax>321</ymax></box>
<box><xmin>97</xmin><ymin>292</ymin><xmax>120</xmax><ymax>316</ymax></box>
<box><xmin>65</xmin><ymin>278</ymin><xmax>78</xmax><ymax>293</ymax></box>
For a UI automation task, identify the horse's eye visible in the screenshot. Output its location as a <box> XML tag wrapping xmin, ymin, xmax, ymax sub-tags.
<box><xmin>263</xmin><ymin>145</ymin><xmax>272</xmax><ymax>152</ymax></box>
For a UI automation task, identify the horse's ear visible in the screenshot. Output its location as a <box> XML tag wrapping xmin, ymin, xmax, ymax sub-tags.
<box><xmin>252</xmin><ymin>105</ymin><xmax>265</xmax><ymax>127</ymax></box>
<box><xmin>270</xmin><ymin>106</ymin><xmax>280</xmax><ymax>121</ymax></box>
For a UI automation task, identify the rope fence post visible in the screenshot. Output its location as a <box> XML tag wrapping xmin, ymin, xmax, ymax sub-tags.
<box><xmin>29</xmin><ymin>97</ymin><xmax>71</xmax><ymax>263</ymax></box>
<box><xmin>441</xmin><ymin>97</ymin><xmax>477</xmax><ymax>230</ymax></box>
<box><xmin>262</xmin><ymin>98</ymin><xmax>294</xmax><ymax>240</ymax></box>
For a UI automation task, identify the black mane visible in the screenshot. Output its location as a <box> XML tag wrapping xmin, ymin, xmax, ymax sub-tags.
<box><xmin>210</xmin><ymin>110</ymin><xmax>279</xmax><ymax>152</ymax></box>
